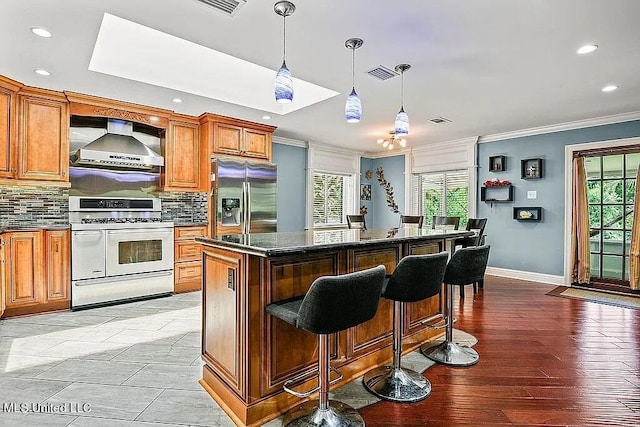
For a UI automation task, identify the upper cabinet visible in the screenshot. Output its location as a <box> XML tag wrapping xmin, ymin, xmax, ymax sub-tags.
<box><xmin>200</xmin><ymin>113</ymin><xmax>276</xmax><ymax>162</ymax></box>
<box><xmin>162</xmin><ymin>115</ymin><xmax>201</xmax><ymax>191</ymax></box>
<box><xmin>17</xmin><ymin>87</ymin><xmax>69</xmax><ymax>181</ymax></box>
<box><xmin>0</xmin><ymin>76</ymin><xmax>22</xmax><ymax>179</ymax></box>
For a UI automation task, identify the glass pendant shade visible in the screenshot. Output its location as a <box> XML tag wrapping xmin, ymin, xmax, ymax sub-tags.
<box><xmin>394</xmin><ymin>107</ymin><xmax>409</xmax><ymax>136</ymax></box>
<box><xmin>345</xmin><ymin>88</ymin><xmax>362</xmax><ymax>123</ymax></box>
<box><xmin>275</xmin><ymin>61</ymin><xmax>293</xmax><ymax>103</ymax></box>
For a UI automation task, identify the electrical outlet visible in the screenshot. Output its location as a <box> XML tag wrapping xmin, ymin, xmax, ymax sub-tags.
<box><xmin>527</xmin><ymin>191</ymin><xmax>537</xmax><ymax>199</ymax></box>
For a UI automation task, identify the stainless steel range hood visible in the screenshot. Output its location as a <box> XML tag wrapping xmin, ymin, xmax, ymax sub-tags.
<box><xmin>73</xmin><ymin>119</ymin><xmax>164</xmax><ymax>169</ymax></box>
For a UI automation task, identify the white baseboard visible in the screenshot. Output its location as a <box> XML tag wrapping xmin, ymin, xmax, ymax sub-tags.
<box><xmin>485</xmin><ymin>267</ymin><xmax>564</xmax><ymax>286</ymax></box>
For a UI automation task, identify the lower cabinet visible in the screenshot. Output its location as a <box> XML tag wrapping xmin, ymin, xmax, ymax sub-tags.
<box><xmin>1</xmin><ymin>229</ymin><xmax>70</xmax><ymax>318</ymax></box>
<box><xmin>174</xmin><ymin>226</ymin><xmax>206</xmax><ymax>293</ymax></box>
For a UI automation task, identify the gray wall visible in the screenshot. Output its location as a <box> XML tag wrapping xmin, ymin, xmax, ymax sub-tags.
<box><xmin>273</xmin><ymin>143</ymin><xmax>307</xmax><ymax>232</ymax></box>
<box><xmin>367</xmin><ymin>155</ymin><xmax>406</xmax><ymax>229</ymax></box>
<box><xmin>477</xmin><ymin>119</ymin><xmax>640</xmax><ymax>276</ymax></box>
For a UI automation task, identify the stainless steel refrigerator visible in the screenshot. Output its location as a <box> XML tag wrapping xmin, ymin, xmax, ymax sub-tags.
<box><xmin>211</xmin><ymin>159</ymin><xmax>277</xmax><ymax>235</ymax></box>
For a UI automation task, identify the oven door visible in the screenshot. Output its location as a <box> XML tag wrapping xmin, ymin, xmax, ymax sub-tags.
<box><xmin>71</xmin><ymin>230</ymin><xmax>106</xmax><ymax>280</ymax></box>
<box><xmin>105</xmin><ymin>227</ymin><xmax>174</xmax><ymax>277</ymax></box>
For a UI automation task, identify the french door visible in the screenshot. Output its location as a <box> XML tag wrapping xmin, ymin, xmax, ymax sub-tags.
<box><xmin>585</xmin><ymin>151</ymin><xmax>640</xmax><ymax>288</ymax></box>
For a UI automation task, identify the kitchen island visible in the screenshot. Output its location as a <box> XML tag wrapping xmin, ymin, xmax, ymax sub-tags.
<box><xmin>196</xmin><ymin>227</ymin><xmax>472</xmax><ymax>426</ymax></box>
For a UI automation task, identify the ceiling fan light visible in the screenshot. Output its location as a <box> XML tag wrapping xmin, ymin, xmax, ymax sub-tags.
<box><xmin>345</xmin><ymin>88</ymin><xmax>362</xmax><ymax>123</ymax></box>
<box><xmin>377</xmin><ymin>138</ymin><xmax>384</xmax><ymax>144</ymax></box>
<box><xmin>275</xmin><ymin>61</ymin><xmax>293</xmax><ymax>103</ymax></box>
<box><xmin>399</xmin><ymin>139</ymin><xmax>407</xmax><ymax>147</ymax></box>
<box><xmin>382</xmin><ymin>140</ymin><xmax>389</xmax><ymax>147</ymax></box>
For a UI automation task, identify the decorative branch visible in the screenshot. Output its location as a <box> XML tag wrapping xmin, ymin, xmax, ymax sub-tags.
<box><xmin>376</xmin><ymin>166</ymin><xmax>399</xmax><ymax>213</ymax></box>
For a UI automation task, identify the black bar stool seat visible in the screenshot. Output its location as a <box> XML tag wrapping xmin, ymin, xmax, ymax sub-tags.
<box><xmin>421</xmin><ymin>245</ymin><xmax>490</xmax><ymax>367</ymax></box>
<box><xmin>266</xmin><ymin>265</ymin><xmax>386</xmax><ymax>427</ymax></box>
<box><xmin>362</xmin><ymin>252</ymin><xmax>448</xmax><ymax>403</ymax></box>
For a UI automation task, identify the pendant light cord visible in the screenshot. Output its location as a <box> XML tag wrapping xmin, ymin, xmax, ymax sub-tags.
<box><xmin>282</xmin><ymin>15</ymin><xmax>287</xmax><ymax>62</ymax></box>
<box><xmin>351</xmin><ymin>47</ymin><xmax>356</xmax><ymax>89</ymax></box>
<box><xmin>400</xmin><ymin>70</ymin><xmax>404</xmax><ymax>108</ymax></box>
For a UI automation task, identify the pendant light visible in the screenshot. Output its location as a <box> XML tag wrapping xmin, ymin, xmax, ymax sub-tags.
<box><xmin>344</xmin><ymin>38</ymin><xmax>363</xmax><ymax>123</ymax></box>
<box><xmin>394</xmin><ymin>64</ymin><xmax>411</xmax><ymax>136</ymax></box>
<box><xmin>274</xmin><ymin>1</ymin><xmax>296</xmax><ymax>103</ymax></box>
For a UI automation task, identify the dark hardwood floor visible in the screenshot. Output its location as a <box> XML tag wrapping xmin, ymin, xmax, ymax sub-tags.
<box><xmin>359</xmin><ymin>275</ymin><xmax>640</xmax><ymax>426</ymax></box>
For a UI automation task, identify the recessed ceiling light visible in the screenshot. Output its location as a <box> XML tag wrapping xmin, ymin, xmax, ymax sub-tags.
<box><xmin>577</xmin><ymin>44</ymin><xmax>598</xmax><ymax>54</ymax></box>
<box><xmin>602</xmin><ymin>85</ymin><xmax>618</xmax><ymax>92</ymax></box>
<box><xmin>172</xmin><ymin>98</ymin><xmax>183</xmax><ymax>103</ymax></box>
<box><xmin>262</xmin><ymin>115</ymin><xmax>271</xmax><ymax>120</ymax></box>
<box><xmin>34</xmin><ymin>69</ymin><xmax>51</xmax><ymax>76</ymax></box>
<box><xmin>30</xmin><ymin>27</ymin><xmax>52</xmax><ymax>38</ymax></box>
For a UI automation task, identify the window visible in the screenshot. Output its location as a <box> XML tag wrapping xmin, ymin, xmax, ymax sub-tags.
<box><xmin>313</xmin><ymin>173</ymin><xmax>354</xmax><ymax>226</ymax></box>
<box><xmin>412</xmin><ymin>170</ymin><xmax>469</xmax><ymax>228</ymax></box>
<box><xmin>585</xmin><ymin>151</ymin><xmax>640</xmax><ymax>286</ymax></box>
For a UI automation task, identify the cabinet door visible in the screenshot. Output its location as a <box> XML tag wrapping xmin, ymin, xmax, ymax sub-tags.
<box><xmin>0</xmin><ymin>85</ymin><xmax>17</xmax><ymax>178</ymax></box>
<box><xmin>45</xmin><ymin>230</ymin><xmax>69</xmax><ymax>302</ymax></box>
<box><xmin>0</xmin><ymin>235</ymin><xmax>6</xmax><ymax>317</ymax></box>
<box><xmin>5</xmin><ymin>231</ymin><xmax>43</xmax><ymax>308</ymax></box>
<box><xmin>213</xmin><ymin>123</ymin><xmax>242</xmax><ymax>156</ymax></box>
<box><xmin>165</xmin><ymin>121</ymin><xmax>200</xmax><ymax>190</ymax></box>
<box><xmin>17</xmin><ymin>95</ymin><xmax>69</xmax><ymax>181</ymax></box>
<box><xmin>242</xmin><ymin>128</ymin><xmax>271</xmax><ymax>160</ymax></box>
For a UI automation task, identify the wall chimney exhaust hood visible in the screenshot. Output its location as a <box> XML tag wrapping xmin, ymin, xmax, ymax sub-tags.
<box><xmin>73</xmin><ymin>119</ymin><xmax>164</xmax><ymax>169</ymax></box>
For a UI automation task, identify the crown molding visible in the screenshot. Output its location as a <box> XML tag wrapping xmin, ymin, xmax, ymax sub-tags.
<box><xmin>308</xmin><ymin>140</ymin><xmax>363</xmax><ymax>157</ymax></box>
<box><xmin>478</xmin><ymin>111</ymin><xmax>640</xmax><ymax>144</ymax></box>
<box><xmin>363</xmin><ymin>149</ymin><xmax>409</xmax><ymax>159</ymax></box>
<box><xmin>272</xmin><ymin>135</ymin><xmax>307</xmax><ymax>148</ymax></box>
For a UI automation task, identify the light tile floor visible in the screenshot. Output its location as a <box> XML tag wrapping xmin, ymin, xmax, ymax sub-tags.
<box><xmin>0</xmin><ymin>292</ymin><xmax>476</xmax><ymax>427</ymax></box>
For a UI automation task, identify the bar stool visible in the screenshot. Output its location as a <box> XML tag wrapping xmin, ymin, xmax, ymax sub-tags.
<box><xmin>421</xmin><ymin>245</ymin><xmax>490</xmax><ymax>367</ymax></box>
<box><xmin>266</xmin><ymin>265</ymin><xmax>386</xmax><ymax>427</ymax></box>
<box><xmin>363</xmin><ymin>252</ymin><xmax>449</xmax><ymax>402</ymax></box>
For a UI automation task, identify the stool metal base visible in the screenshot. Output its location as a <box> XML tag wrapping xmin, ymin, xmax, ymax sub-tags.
<box><xmin>421</xmin><ymin>340</ymin><xmax>479</xmax><ymax>367</ymax></box>
<box><xmin>283</xmin><ymin>400</ymin><xmax>364</xmax><ymax>427</ymax></box>
<box><xmin>363</xmin><ymin>365</ymin><xmax>431</xmax><ymax>402</ymax></box>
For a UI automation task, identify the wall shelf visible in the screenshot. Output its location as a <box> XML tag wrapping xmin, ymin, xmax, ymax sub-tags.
<box><xmin>521</xmin><ymin>158</ymin><xmax>543</xmax><ymax>179</ymax></box>
<box><xmin>481</xmin><ymin>185</ymin><xmax>514</xmax><ymax>202</ymax></box>
<box><xmin>489</xmin><ymin>155</ymin><xmax>506</xmax><ymax>172</ymax></box>
<box><xmin>514</xmin><ymin>207</ymin><xmax>542</xmax><ymax>221</ymax></box>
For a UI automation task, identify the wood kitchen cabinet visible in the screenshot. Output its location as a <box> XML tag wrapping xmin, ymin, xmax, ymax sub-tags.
<box><xmin>0</xmin><ymin>75</ymin><xmax>22</xmax><ymax>179</ymax></box>
<box><xmin>45</xmin><ymin>229</ymin><xmax>70</xmax><ymax>301</ymax></box>
<box><xmin>17</xmin><ymin>87</ymin><xmax>69</xmax><ymax>182</ymax></box>
<box><xmin>199</xmin><ymin>113</ymin><xmax>276</xmax><ymax>162</ymax></box>
<box><xmin>162</xmin><ymin>116</ymin><xmax>201</xmax><ymax>191</ymax></box>
<box><xmin>1</xmin><ymin>229</ymin><xmax>70</xmax><ymax>318</ymax></box>
<box><xmin>174</xmin><ymin>225</ymin><xmax>206</xmax><ymax>293</ymax></box>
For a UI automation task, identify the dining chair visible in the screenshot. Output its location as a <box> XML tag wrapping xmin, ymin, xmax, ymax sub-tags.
<box><xmin>455</xmin><ymin>218</ymin><xmax>487</xmax><ymax>248</ymax></box>
<box><xmin>400</xmin><ymin>215</ymin><xmax>424</xmax><ymax>229</ymax></box>
<box><xmin>432</xmin><ymin>216</ymin><xmax>460</xmax><ymax>230</ymax></box>
<box><xmin>346</xmin><ymin>214</ymin><xmax>366</xmax><ymax>230</ymax></box>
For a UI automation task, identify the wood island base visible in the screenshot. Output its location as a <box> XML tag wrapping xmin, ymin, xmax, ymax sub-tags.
<box><xmin>196</xmin><ymin>228</ymin><xmax>471</xmax><ymax>426</ymax></box>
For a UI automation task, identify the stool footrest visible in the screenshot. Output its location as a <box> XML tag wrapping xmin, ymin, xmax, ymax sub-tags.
<box><xmin>422</xmin><ymin>316</ymin><xmax>456</xmax><ymax>329</ymax></box>
<box><xmin>283</xmin><ymin>366</ymin><xmax>343</xmax><ymax>398</ymax></box>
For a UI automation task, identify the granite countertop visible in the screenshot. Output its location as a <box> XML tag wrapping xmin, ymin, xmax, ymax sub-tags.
<box><xmin>0</xmin><ymin>224</ymin><xmax>71</xmax><ymax>233</ymax></box>
<box><xmin>197</xmin><ymin>228</ymin><xmax>473</xmax><ymax>257</ymax></box>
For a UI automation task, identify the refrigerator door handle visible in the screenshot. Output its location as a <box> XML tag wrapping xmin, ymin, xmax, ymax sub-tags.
<box><xmin>245</xmin><ymin>182</ymin><xmax>251</xmax><ymax>233</ymax></box>
<box><xmin>242</xmin><ymin>181</ymin><xmax>247</xmax><ymax>234</ymax></box>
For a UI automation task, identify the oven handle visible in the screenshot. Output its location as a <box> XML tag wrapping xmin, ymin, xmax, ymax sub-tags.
<box><xmin>73</xmin><ymin>270</ymin><xmax>173</xmax><ymax>286</ymax></box>
<box><xmin>105</xmin><ymin>228</ymin><xmax>173</xmax><ymax>235</ymax></box>
<box><xmin>72</xmin><ymin>230</ymin><xmax>104</xmax><ymax>236</ymax></box>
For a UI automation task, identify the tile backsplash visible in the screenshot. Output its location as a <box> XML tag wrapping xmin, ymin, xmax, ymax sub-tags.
<box><xmin>159</xmin><ymin>192</ymin><xmax>208</xmax><ymax>225</ymax></box>
<box><xmin>0</xmin><ymin>185</ymin><xmax>69</xmax><ymax>227</ymax></box>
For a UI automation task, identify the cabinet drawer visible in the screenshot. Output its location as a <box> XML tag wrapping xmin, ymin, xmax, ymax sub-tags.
<box><xmin>175</xmin><ymin>261</ymin><xmax>202</xmax><ymax>282</ymax></box>
<box><xmin>175</xmin><ymin>226</ymin><xmax>207</xmax><ymax>240</ymax></box>
<box><xmin>175</xmin><ymin>241</ymin><xmax>202</xmax><ymax>262</ymax></box>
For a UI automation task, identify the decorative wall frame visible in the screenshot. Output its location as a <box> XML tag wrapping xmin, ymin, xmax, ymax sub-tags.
<box><xmin>480</xmin><ymin>184</ymin><xmax>514</xmax><ymax>202</ymax></box>
<box><xmin>360</xmin><ymin>184</ymin><xmax>371</xmax><ymax>201</ymax></box>
<box><xmin>513</xmin><ymin>206</ymin><xmax>542</xmax><ymax>221</ymax></box>
<box><xmin>489</xmin><ymin>155</ymin><xmax>506</xmax><ymax>172</ymax></box>
<box><xmin>521</xmin><ymin>158</ymin><xmax>543</xmax><ymax>179</ymax></box>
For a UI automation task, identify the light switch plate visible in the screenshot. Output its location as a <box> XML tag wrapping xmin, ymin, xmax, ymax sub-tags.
<box><xmin>527</xmin><ymin>191</ymin><xmax>537</xmax><ymax>199</ymax></box>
